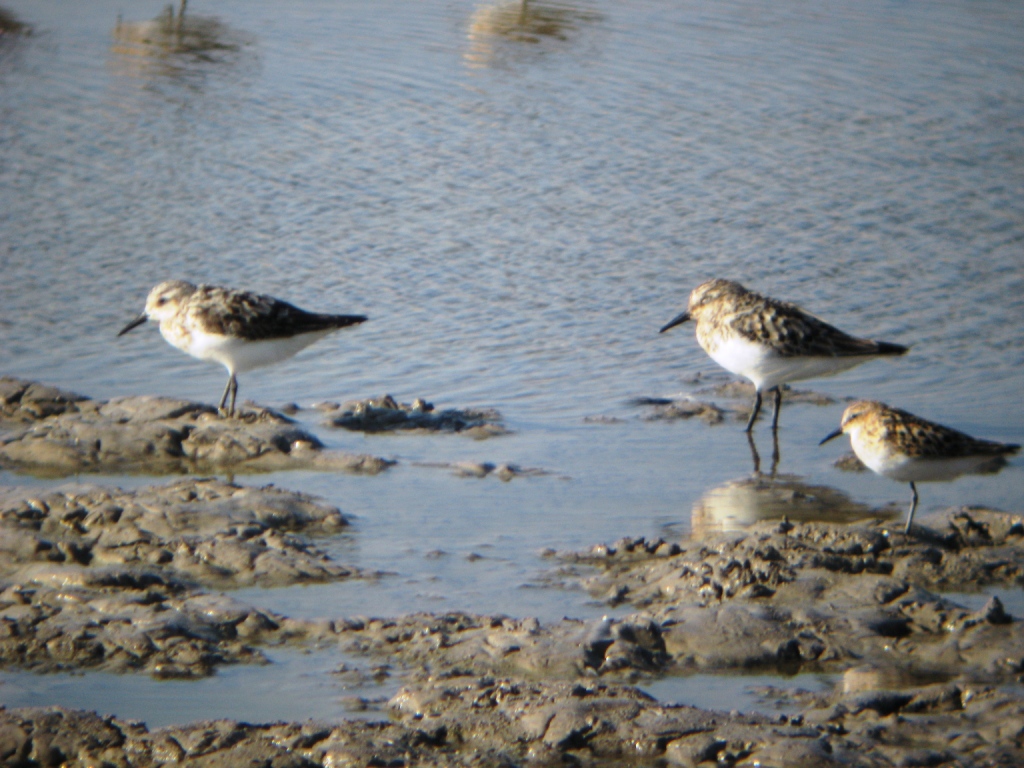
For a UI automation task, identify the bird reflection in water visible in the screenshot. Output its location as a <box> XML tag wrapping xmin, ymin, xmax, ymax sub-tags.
<box><xmin>111</xmin><ymin>0</ymin><xmax>246</xmax><ymax>78</ymax></box>
<box><xmin>690</xmin><ymin>431</ymin><xmax>892</xmax><ymax>536</ymax></box>
<box><xmin>464</xmin><ymin>0</ymin><xmax>602</xmax><ymax>68</ymax></box>
<box><xmin>747</xmin><ymin>430</ymin><xmax>780</xmax><ymax>478</ymax></box>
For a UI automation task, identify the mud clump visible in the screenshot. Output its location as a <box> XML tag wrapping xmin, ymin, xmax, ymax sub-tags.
<box><xmin>632</xmin><ymin>379</ymin><xmax>839</xmax><ymax>426</ymax></box>
<box><xmin>0</xmin><ymin>501</ymin><xmax>1021</xmax><ymax>762</ymax></box>
<box><xmin>3</xmin><ymin>678</ymin><xmax>1021</xmax><ymax>766</ymax></box>
<box><xmin>2</xmin><ymin>378</ymin><xmax>1023</xmax><ymax>764</ymax></box>
<box><xmin>0</xmin><ymin>377</ymin><xmax>392</xmax><ymax>475</ymax></box>
<box><xmin>413</xmin><ymin>460</ymin><xmax>550</xmax><ymax>481</ymax></box>
<box><xmin>329</xmin><ymin>612</ymin><xmax>672</xmax><ymax>683</ymax></box>
<box><xmin>634</xmin><ymin>396</ymin><xmax>728</xmax><ymax>425</ymax></box>
<box><xmin>327</xmin><ymin>394</ymin><xmax>508</xmax><ymax>438</ymax></box>
<box><xmin>555</xmin><ymin>509</ymin><xmax>1024</xmax><ymax>676</ymax></box>
<box><xmin>0</xmin><ymin>479</ymin><xmax>360</xmax><ymax>678</ymax></box>
<box><xmin>0</xmin><ymin>580</ymin><xmax>277</xmax><ymax>678</ymax></box>
<box><xmin>0</xmin><ymin>478</ymin><xmax>357</xmax><ymax>588</ymax></box>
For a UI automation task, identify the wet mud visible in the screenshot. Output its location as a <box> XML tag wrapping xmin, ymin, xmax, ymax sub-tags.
<box><xmin>0</xmin><ymin>377</ymin><xmax>391</xmax><ymax>476</ymax></box>
<box><xmin>2</xmin><ymin>676</ymin><xmax>1021</xmax><ymax>767</ymax></box>
<box><xmin>0</xmin><ymin>478</ymin><xmax>360</xmax><ymax>678</ymax></box>
<box><xmin>0</xmin><ymin>477</ymin><xmax>1020</xmax><ymax>764</ymax></box>
<box><xmin>553</xmin><ymin>510</ymin><xmax>1024</xmax><ymax>680</ymax></box>
<box><xmin>325</xmin><ymin>394</ymin><xmax>509</xmax><ymax>438</ymax></box>
<box><xmin>0</xmin><ymin>478</ymin><xmax>356</xmax><ymax>589</ymax></box>
<box><xmin>0</xmin><ymin>379</ymin><xmax>1021</xmax><ymax>765</ymax></box>
<box><xmin>632</xmin><ymin>378</ymin><xmax>839</xmax><ymax>426</ymax></box>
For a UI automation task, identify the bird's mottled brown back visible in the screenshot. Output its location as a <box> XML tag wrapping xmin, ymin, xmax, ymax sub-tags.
<box><xmin>187</xmin><ymin>285</ymin><xmax>365</xmax><ymax>340</ymax></box>
<box><xmin>689</xmin><ymin>280</ymin><xmax>903</xmax><ymax>358</ymax></box>
<box><xmin>854</xmin><ymin>402</ymin><xmax>1018</xmax><ymax>459</ymax></box>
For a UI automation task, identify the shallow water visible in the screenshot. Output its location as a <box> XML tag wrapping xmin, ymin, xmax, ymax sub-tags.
<box><xmin>0</xmin><ymin>646</ymin><xmax>400</xmax><ymax>727</ymax></box>
<box><xmin>1</xmin><ymin>0</ymin><xmax>1022</xmax><ymax>726</ymax></box>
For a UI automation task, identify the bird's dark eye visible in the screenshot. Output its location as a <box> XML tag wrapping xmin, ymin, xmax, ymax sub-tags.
<box><xmin>157</xmin><ymin>297</ymin><xmax>168</xmax><ymax>305</ymax></box>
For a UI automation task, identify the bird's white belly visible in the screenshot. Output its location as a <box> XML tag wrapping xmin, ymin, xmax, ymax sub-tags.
<box><xmin>882</xmin><ymin>455</ymin><xmax>1003</xmax><ymax>483</ymax></box>
<box><xmin>167</xmin><ymin>326</ymin><xmax>333</xmax><ymax>374</ymax></box>
<box><xmin>851</xmin><ymin>436</ymin><xmax>999</xmax><ymax>483</ymax></box>
<box><xmin>707</xmin><ymin>336</ymin><xmax>866</xmax><ymax>391</ymax></box>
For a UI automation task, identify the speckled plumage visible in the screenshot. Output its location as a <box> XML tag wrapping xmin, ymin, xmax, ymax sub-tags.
<box><xmin>660</xmin><ymin>279</ymin><xmax>907</xmax><ymax>431</ymax></box>
<box><xmin>821</xmin><ymin>400</ymin><xmax>1019</xmax><ymax>534</ymax></box>
<box><xmin>687</xmin><ymin>279</ymin><xmax>902</xmax><ymax>359</ymax></box>
<box><xmin>119</xmin><ymin>280</ymin><xmax>367</xmax><ymax>416</ymax></box>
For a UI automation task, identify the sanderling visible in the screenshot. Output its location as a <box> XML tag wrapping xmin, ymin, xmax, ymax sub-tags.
<box><xmin>820</xmin><ymin>400</ymin><xmax>1019</xmax><ymax>534</ymax></box>
<box><xmin>659</xmin><ymin>279</ymin><xmax>907</xmax><ymax>431</ymax></box>
<box><xmin>119</xmin><ymin>280</ymin><xmax>367</xmax><ymax>416</ymax></box>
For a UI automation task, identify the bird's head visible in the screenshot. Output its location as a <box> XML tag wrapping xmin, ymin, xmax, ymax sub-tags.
<box><xmin>118</xmin><ymin>280</ymin><xmax>197</xmax><ymax>335</ymax></box>
<box><xmin>820</xmin><ymin>400</ymin><xmax>885</xmax><ymax>445</ymax></box>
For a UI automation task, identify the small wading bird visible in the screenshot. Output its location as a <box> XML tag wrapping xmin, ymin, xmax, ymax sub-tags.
<box><xmin>820</xmin><ymin>400</ymin><xmax>1020</xmax><ymax>534</ymax></box>
<box><xmin>659</xmin><ymin>279</ymin><xmax>908</xmax><ymax>431</ymax></box>
<box><xmin>119</xmin><ymin>280</ymin><xmax>367</xmax><ymax>416</ymax></box>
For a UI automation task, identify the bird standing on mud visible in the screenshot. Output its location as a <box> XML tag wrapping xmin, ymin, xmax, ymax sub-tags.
<box><xmin>119</xmin><ymin>280</ymin><xmax>367</xmax><ymax>416</ymax></box>
<box><xmin>660</xmin><ymin>279</ymin><xmax>908</xmax><ymax>431</ymax></box>
<box><xmin>820</xmin><ymin>400</ymin><xmax>1020</xmax><ymax>534</ymax></box>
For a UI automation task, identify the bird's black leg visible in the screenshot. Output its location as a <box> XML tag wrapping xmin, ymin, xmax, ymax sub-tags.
<box><xmin>744</xmin><ymin>390</ymin><xmax>763</xmax><ymax>432</ymax></box>
<box><xmin>904</xmin><ymin>482</ymin><xmax>918</xmax><ymax>535</ymax></box>
<box><xmin>770</xmin><ymin>386</ymin><xmax>783</xmax><ymax>431</ymax></box>
<box><xmin>219</xmin><ymin>374</ymin><xmax>238</xmax><ymax>417</ymax></box>
<box><xmin>218</xmin><ymin>376</ymin><xmax>232</xmax><ymax>412</ymax></box>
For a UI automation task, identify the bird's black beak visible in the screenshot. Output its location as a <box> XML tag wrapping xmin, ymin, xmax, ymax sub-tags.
<box><xmin>659</xmin><ymin>311</ymin><xmax>691</xmax><ymax>334</ymax></box>
<box><xmin>819</xmin><ymin>427</ymin><xmax>844</xmax><ymax>446</ymax></box>
<box><xmin>118</xmin><ymin>314</ymin><xmax>148</xmax><ymax>337</ymax></box>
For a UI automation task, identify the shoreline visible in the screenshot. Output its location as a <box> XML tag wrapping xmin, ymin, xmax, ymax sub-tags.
<box><xmin>1</xmin><ymin>378</ymin><xmax>1021</xmax><ymax>766</ymax></box>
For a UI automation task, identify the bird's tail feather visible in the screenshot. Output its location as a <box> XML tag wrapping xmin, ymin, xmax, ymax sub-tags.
<box><xmin>875</xmin><ymin>340</ymin><xmax>909</xmax><ymax>356</ymax></box>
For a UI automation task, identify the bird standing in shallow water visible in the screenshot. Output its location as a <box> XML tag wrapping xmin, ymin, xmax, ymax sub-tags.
<box><xmin>659</xmin><ymin>279</ymin><xmax>908</xmax><ymax>431</ymax></box>
<box><xmin>119</xmin><ymin>280</ymin><xmax>367</xmax><ymax>416</ymax></box>
<box><xmin>820</xmin><ymin>400</ymin><xmax>1019</xmax><ymax>534</ymax></box>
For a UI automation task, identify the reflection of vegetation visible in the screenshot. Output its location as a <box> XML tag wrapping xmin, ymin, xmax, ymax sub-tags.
<box><xmin>465</xmin><ymin>0</ymin><xmax>602</xmax><ymax>67</ymax></box>
<box><xmin>0</xmin><ymin>6</ymin><xmax>30</xmax><ymax>36</ymax></box>
<box><xmin>112</xmin><ymin>1</ymin><xmax>242</xmax><ymax>67</ymax></box>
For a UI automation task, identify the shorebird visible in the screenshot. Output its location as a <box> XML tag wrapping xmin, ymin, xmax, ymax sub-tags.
<box><xmin>119</xmin><ymin>280</ymin><xmax>367</xmax><ymax>416</ymax></box>
<box><xmin>820</xmin><ymin>400</ymin><xmax>1020</xmax><ymax>534</ymax></box>
<box><xmin>659</xmin><ymin>279</ymin><xmax>908</xmax><ymax>431</ymax></box>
